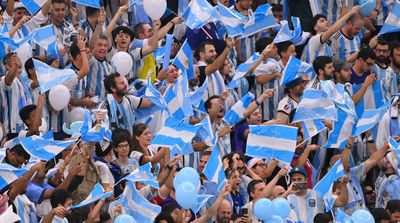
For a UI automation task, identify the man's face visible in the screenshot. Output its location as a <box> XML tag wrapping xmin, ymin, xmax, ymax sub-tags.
<box><xmin>335</xmin><ymin>67</ymin><xmax>351</xmax><ymax>83</ymax></box>
<box><xmin>201</xmin><ymin>44</ymin><xmax>217</xmax><ymax>64</ymax></box>
<box><xmin>217</xmin><ymin>201</ymin><xmax>232</xmax><ymax>223</ymax></box>
<box><xmin>237</xmin><ymin>0</ymin><xmax>253</xmax><ymax>10</ymax></box>
<box><xmin>246</xmin><ymin>108</ymin><xmax>262</xmax><ymax>125</ymax></box>
<box><xmin>252</xmin><ymin>161</ymin><xmax>267</xmax><ymax>178</ymax></box>
<box><xmin>113</xmin><ymin>76</ymin><xmax>128</xmax><ymax>97</ymax></box>
<box><xmin>93</xmin><ymin>39</ymin><xmax>108</xmax><ymax>60</ymax></box>
<box><xmin>349</xmin><ymin>14</ymin><xmax>364</xmax><ymax>36</ymax></box>
<box><xmin>229</xmin><ymin>171</ymin><xmax>241</xmax><ymax>190</ymax></box>
<box><xmin>140</xmin><ymin>24</ymin><xmax>153</xmax><ymax>39</ymax></box>
<box><xmin>315</xmin><ymin>17</ymin><xmax>329</xmax><ymax>33</ymax></box>
<box><xmin>271</xmin><ymin>186</ymin><xmax>286</xmax><ymax>199</ymax></box>
<box><xmin>392</xmin><ymin>48</ymin><xmax>400</xmax><ymax>68</ymax></box>
<box><xmin>166</xmin><ymin>66</ymin><xmax>179</xmax><ymax>83</ymax></box>
<box><xmin>290</xmin><ymin>81</ymin><xmax>305</xmax><ymax>97</ymax></box>
<box><xmin>282</xmin><ymin>44</ymin><xmax>297</xmax><ymax>61</ymax></box>
<box><xmin>8</xmin><ymin>151</ymin><xmax>27</xmax><ymax>168</ymax></box>
<box><xmin>251</xmin><ymin>182</ymin><xmax>266</xmax><ymax>200</ymax></box>
<box><xmin>115</xmin><ymin>32</ymin><xmax>132</xmax><ymax>49</ymax></box>
<box><xmin>273</xmin><ymin>10</ymin><xmax>283</xmax><ymax>22</ymax></box>
<box><xmin>51</xmin><ymin>3</ymin><xmax>66</xmax><ymax>25</ymax></box>
<box><xmin>391</xmin><ymin>211</ymin><xmax>400</xmax><ymax>222</ymax></box>
<box><xmin>13</xmin><ymin>8</ymin><xmax>29</xmax><ymax>24</ymax></box>
<box><xmin>170</xmin><ymin>208</ymin><xmax>181</xmax><ymax>222</ymax></box>
<box><xmin>375</xmin><ymin>44</ymin><xmax>389</xmax><ymax>64</ymax></box>
<box><xmin>199</xmin><ymin>154</ymin><xmax>210</xmax><ymax>173</ymax></box>
<box><xmin>359</xmin><ymin>57</ymin><xmax>375</xmax><ymax>73</ymax></box>
<box><xmin>291</xmin><ymin>173</ymin><xmax>307</xmax><ymax>185</ymax></box>
<box><xmin>208</xmin><ymin>98</ymin><xmax>224</xmax><ymax>118</ymax></box>
<box><xmin>321</xmin><ymin>63</ymin><xmax>335</xmax><ymax>80</ymax></box>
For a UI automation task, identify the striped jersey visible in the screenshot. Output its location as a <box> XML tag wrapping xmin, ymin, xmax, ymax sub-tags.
<box><xmin>70</xmin><ymin>63</ymin><xmax>87</xmax><ymax>100</ymax></box>
<box><xmin>372</xmin><ymin>64</ymin><xmax>398</xmax><ymax>98</ymax></box>
<box><xmin>277</xmin><ymin>95</ymin><xmax>298</xmax><ymax>116</ymax></box>
<box><xmin>79</xmin><ymin>18</ymin><xmax>107</xmax><ymax>41</ymax></box>
<box><xmin>344</xmin><ymin>162</ymin><xmax>367</xmax><ymax>215</ymax></box>
<box><xmin>197</xmin><ymin>61</ymin><xmax>227</xmax><ymax>99</ymax></box>
<box><xmin>86</xmin><ymin>57</ymin><xmax>112</xmax><ymax>100</ymax></box>
<box><xmin>331</xmin><ymin>30</ymin><xmax>361</xmax><ymax>61</ymax></box>
<box><xmin>321</xmin><ymin>0</ymin><xmax>341</xmax><ymax>24</ymax></box>
<box><xmin>301</xmin><ymin>33</ymin><xmax>333</xmax><ymax>64</ymax></box>
<box><xmin>287</xmin><ymin>189</ymin><xmax>324</xmax><ymax>223</ymax></box>
<box><xmin>212</xmin><ymin>119</ymin><xmax>231</xmax><ymax>156</ymax></box>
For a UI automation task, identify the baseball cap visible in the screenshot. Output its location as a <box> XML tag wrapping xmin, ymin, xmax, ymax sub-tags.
<box><xmin>285</xmin><ymin>77</ymin><xmax>303</xmax><ymax>90</ymax></box>
<box><xmin>289</xmin><ymin>167</ymin><xmax>307</xmax><ymax>177</ymax></box>
<box><xmin>112</xmin><ymin>26</ymin><xmax>135</xmax><ymax>42</ymax></box>
<box><xmin>247</xmin><ymin>158</ymin><xmax>263</xmax><ymax>169</ymax></box>
<box><xmin>14</xmin><ymin>2</ymin><xmax>26</xmax><ymax>10</ymax></box>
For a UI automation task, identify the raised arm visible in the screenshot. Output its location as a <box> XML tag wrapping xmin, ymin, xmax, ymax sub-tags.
<box><xmin>321</xmin><ymin>6</ymin><xmax>360</xmax><ymax>43</ymax></box>
<box><xmin>4</xmin><ymin>54</ymin><xmax>19</xmax><ymax>86</ymax></box>
<box><xmin>351</xmin><ymin>74</ymin><xmax>376</xmax><ymax>105</ymax></box>
<box><xmin>204</xmin><ymin>38</ymin><xmax>235</xmax><ymax>75</ymax></box>
<box><xmin>243</xmin><ymin>89</ymin><xmax>275</xmax><ymax>118</ymax></box>
<box><xmin>196</xmin><ymin>184</ymin><xmax>232</xmax><ymax>223</ymax></box>
<box><xmin>103</xmin><ymin>5</ymin><xmax>129</xmax><ymax>43</ymax></box>
<box><xmin>26</xmin><ymin>95</ymin><xmax>45</xmax><ymax>137</ymax></box>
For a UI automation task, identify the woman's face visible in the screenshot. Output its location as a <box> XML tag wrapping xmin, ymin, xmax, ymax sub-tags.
<box><xmin>136</xmin><ymin>127</ymin><xmax>152</xmax><ymax>147</ymax></box>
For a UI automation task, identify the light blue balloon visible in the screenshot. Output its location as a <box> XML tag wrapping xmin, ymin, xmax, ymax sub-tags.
<box><xmin>351</xmin><ymin>209</ymin><xmax>374</xmax><ymax>223</ymax></box>
<box><xmin>114</xmin><ymin>214</ymin><xmax>137</xmax><ymax>223</ymax></box>
<box><xmin>240</xmin><ymin>78</ymin><xmax>249</xmax><ymax>94</ymax></box>
<box><xmin>267</xmin><ymin>215</ymin><xmax>285</xmax><ymax>223</ymax></box>
<box><xmin>176</xmin><ymin>182</ymin><xmax>198</xmax><ymax>209</ymax></box>
<box><xmin>254</xmin><ymin>198</ymin><xmax>273</xmax><ymax>221</ymax></box>
<box><xmin>173</xmin><ymin>167</ymin><xmax>200</xmax><ymax>189</ymax></box>
<box><xmin>271</xmin><ymin>198</ymin><xmax>291</xmax><ymax>219</ymax></box>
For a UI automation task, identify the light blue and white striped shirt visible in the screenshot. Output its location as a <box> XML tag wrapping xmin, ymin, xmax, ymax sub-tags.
<box><xmin>321</xmin><ymin>0</ymin><xmax>341</xmax><ymax>24</ymax></box>
<box><xmin>301</xmin><ymin>33</ymin><xmax>333</xmax><ymax>64</ymax></box>
<box><xmin>331</xmin><ymin>30</ymin><xmax>361</xmax><ymax>61</ymax></box>
<box><xmin>86</xmin><ymin>57</ymin><xmax>112</xmax><ymax>100</ymax></box>
<box><xmin>372</xmin><ymin>64</ymin><xmax>398</xmax><ymax>98</ymax></box>
<box><xmin>287</xmin><ymin>189</ymin><xmax>324</xmax><ymax>223</ymax></box>
<box><xmin>197</xmin><ymin>61</ymin><xmax>227</xmax><ymax>99</ymax></box>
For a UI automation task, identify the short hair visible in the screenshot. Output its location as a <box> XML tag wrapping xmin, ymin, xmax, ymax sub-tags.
<box><xmin>161</xmin><ymin>203</ymin><xmax>180</xmax><ymax>215</ymax></box>
<box><xmin>271</xmin><ymin>3</ymin><xmax>283</xmax><ymax>12</ymax></box>
<box><xmin>3</xmin><ymin>52</ymin><xmax>15</xmax><ymax>66</ymax></box>
<box><xmin>309</xmin><ymin>14</ymin><xmax>327</xmax><ymax>35</ymax></box>
<box><xmin>313</xmin><ymin>56</ymin><xmax>332</xmax><ymax>74</ymax></box>
<box><xmin>390</xmin><ymin>41</ymin><xmax>400</xmax><ymax>58</ymax></box>
<box><xmin>202</xmin><ymin>150</ymin><xmax>212</xmax><ymax>156</ymax></box>
<box><xmin>204</xmin><ymin>95</ymin><xmax>220</xmax><ymax>112</ymax></box>
<box><xmin>357</xmin><ymin>47</ymin><xmax>376</xmax><ymax>61</ymax></box>
<box><xmin>197</xmin><ymin>41</ymin><xmax>214</xmax><ymax>55</ymax></box>
<box><xmin>371</xmin><ymin>208</ymin><xmax>390</xmax><ymax>222</ymax></box>
<box><xmin>85</xmin><ymin>6</ymin><xmax>100</xmax><ymax>17</ymax></box>
<box><xmin>19</xmin><ymin>104</ymin><xmax>37</xmax><ymax>126</ymax></box>
<box><xmin>255</xmin><ymin>37</ymin><xmax>273</xmax><ymax>53</ymax></box>
<box><xmin>313</xmin><ymin>213</ymin><xmax>333</xmax><ymax>223</ymax></box>
<box><xmin>104</xmin><ymin>72</ymin><xmax>122</xmax><ymax>93</ymax></box>
<box><xmin>112</xmin><ymin>128</ymin><xmax>131</xmax><ymax>148</ymax></box>
<box><xmin>98</xmin><ymin>34</ymin><xmax>108</xmax><ymax>42</ymax></box>
<box><xmin>386</xmin><ymin>200</ymin><xmax>400</xmax><ymax>214</ymax></box>
<box><xmin>24</xmin><ymin>58</ymin><xmax>34</xmax><ymax>79</ymax></box>
<box><xmin>70</xmin><ymin>42</ymin><xmax>80</xmax><ymax>60</ymax></box>
<box><xmin>95</xmin><ymin>141</ymin><xmax>113</xmax><ymax>157</ymax></box>
<box><xmin>154</xmin><ymin>212</ymin><xmax>174</xmax><ymax>223</ymax></box>
<box><xmin>133</xmin><ymin>23</ymin><xmax>146</xmax><ymax>38</ymax></box>
<box><xmin>277</xmin><ymin>41</ymin><xmax>293</xmax><ymax>57</ymax></box>
<box><xmin>9</xmin><ymin>144</ymin><xmax>30</xmax><ymax>161</ymax></box>
<box><xmin>51</xmin><ymin>0</ymin><xmax>65</xmax><ymax>4</ymax></box>
<box><xmin>247</xmin><ymin>179</ymin><xmax>264</xmax><ymax>197</ymax></box>
<box><xmin>376</xmin><ymin>38</ymin><xmax>389</xmax><ymax>48</ymax></box>
<box><xmin>50</xmin><ymin>189</ymin><xmax>72</xmax><ymax>208</ymax></box>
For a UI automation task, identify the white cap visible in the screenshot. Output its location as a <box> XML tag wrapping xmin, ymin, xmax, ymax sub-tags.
<box><xmin>247</xmin><ymin>158</ymin><xmax>263</xmax><ymax>169</ymax></box>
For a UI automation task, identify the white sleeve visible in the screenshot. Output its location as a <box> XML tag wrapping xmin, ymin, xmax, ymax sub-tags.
<box><xmin>126</xmin><ymin>95</ymin><xmax>142</xmax><ymax>109</ymax></box>
<box><xmin>3</xmin><ymin>11</ymin><xmax>13</xmax><ymax>27</ymax></box>
<box><xmin>376</xmin><ymin>112</ymin><xmax>390</xmax><ymax>149</ymax></box>
<box><xmin>307</xmin><ymin>34</ymin><xmax>324</xmax><ymax>52</ymax></box>
<box><xmin>95</xmin><ymin>161</ymin><xmax>114</xmax><ymax>185</ymax></box>
<box><xmin>0</xmin><ymin>76</ymin><xmax>13</xmax><ymax>91</ymax></box>
<box><xmin>26</xmin><ymin>10</ymin><xmax>48</xmax><ymax>32</ymax></box>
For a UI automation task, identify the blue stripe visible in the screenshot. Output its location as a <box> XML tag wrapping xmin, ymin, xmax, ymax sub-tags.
<box><xmin>246</xmin><ymin>145</ymin><xmax>295</xmax><ymax>163</ymax></box>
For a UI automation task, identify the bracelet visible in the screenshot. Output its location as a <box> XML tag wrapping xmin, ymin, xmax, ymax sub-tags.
<box><xmin>374</xmin><ymin>8</ymin><xmax>380</xmax><ymax>14</ymax></box>
<box><xmin>345</xmin><ymin>143</ymin><xmax>352</xmax><ymax>149</ymax></box>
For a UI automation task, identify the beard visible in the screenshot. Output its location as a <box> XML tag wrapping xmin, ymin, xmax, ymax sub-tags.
<box><xmin>189</xmin><ymin>78</ymin><xmax>200</xmax><ymax>88</ymax></box>
<box><xmin>376</xmin><ymin>55</ymin><xmax>388</xmax><ymax>64</ymax></box>
<box><xmin>116</xmin><ymin>88</ymin><xmax>127</xmax><ymax>97</ymax></box>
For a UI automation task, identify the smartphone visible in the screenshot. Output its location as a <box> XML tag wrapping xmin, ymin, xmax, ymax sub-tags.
<box><xmin>294</xmin><ymin>183</ymin><xmax>308</xmax><ymax>190</ymax></box>
<box><xmin>242</xmin><ymin>208</ymin><xmax>248</xmax><ymax>216</ymax></box>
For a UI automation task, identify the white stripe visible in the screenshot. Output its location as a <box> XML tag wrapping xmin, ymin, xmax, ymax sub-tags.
<box><xmin>247</xmin><ymin>134</ymin><xmax>296</xmax><ymax>152</ymax></box>
<box><xmin>0</xmin><ymin>170</ymin><xmax>18</xmax><ymax>184</ymax></box>
<box><xmin>356</xmin><ymin>113</ymin><xmax>379</xmax><ymax>128</ymax></box>
<box><xmin>156</xmin><ymin>126</ymin><xmax>196</xmax><ymax>141</ymax></box>
<box><xmin>300</xmin><ymin>97</ymin><xmax>334</xmax><ymax>108</ymax></box>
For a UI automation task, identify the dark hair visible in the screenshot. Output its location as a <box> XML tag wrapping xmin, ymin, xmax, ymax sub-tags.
<box><xmin>3</xmin><ymin>52</ymin><xmax>15</xmax><ymax>66</ymax></box>
<box><xmin>202</xmin><ymin>150</ymin><xmax>212</xmax><ymax>157</ymax></box>
<box><xmin>112</xmin><ymin>128</ymin><xmax>131</xmax><ymax>158</ymax></box>
<box><xmin>204</xmin><ymin>95</ymin><xmax>220</xmax><ymax>113</ymax></box>
<box><xmin>313</xmin><ymin>213</ymin><xmax>333</xmax><ymax>223</ymax></box>
<box><xmin>70</xmin><ymin>42</ymin><xmax>81</xmax><ymax>60</ymax></box>
<box><xmin>9</xmin><ymin>144</ymin><xmax>30</xmax><ymax>162</ymax></box>
<box><xmin>386</xmin><ymin>200</ymin><xmax>400</xmax><ymax>214</ymax></box>
<box><xmin>51</xmin><ymin>0</ymin><xmax>65</xmax><ymax>4</ymax></box>
<box><xmin>85</xmin><ymin>6</ymin><xmax>100</xmax><ymax>17</ymax></box>
<box><xmin>277</xmin><ymin>41</ymin><xmax>293</xmax><ymax>57</ymax></box>
<box><xmin>309</xmin><ymin>14</ymin><xmax>327</xmax><ymax>35</ymax></box>
<box><xmin>313</xmin><ymin>56</ymin><xmax>332</xmax><ymax>75</ymax></box>
<box><xmin>271</xmin><ymin>3</ymin><xmax>283</xmax><ymax>12</ymax></box>
<box><xmin>133</xmin><ymin>23</ymin><xmax>146</xmax><ymax>39</ymax></box>
<box><xmin>357</xmin><ymin>47</ymin><xmax>376</xmax><ymax>60</ymax></box>
<box><xmin>161</xmin><ymin>203</ymin><xmax>181</xmax><ymax>215</ymax></box>
<box><xmin>247</xmin><ymin>179</ymin><xmax>264</xmax><ymax>198</ymax></box>
<box><xmin>104</xmin><ymin>72</ymin><xmax>122</xmax><ymax>93</ymax></box>
<box><xmin>197</xmin><ymin>41</ymin><xmax>214</xmax><ymax>54</ymax></box>
<box><xmin>19</xmin><ymin>104</ymin><xmax>37</xmax><ymax>126</ymax></box>
<box><xmin>95</xmin><ymin>141</ymin><xmax>113</xmax><ymax>158</ymax></box>
<box><xmin>132</xmin><ymin>123</ymin><xmax>148</xmax><ymax>151</ymax></box>
<box><xmin>50</xmin><ymin>189</ymin><xmax>72</xmax><ymax>208</ymax></box>
<box><xmin>371</xmin><ymin>208</ymin><xmax>390</xmax><ymax>222</ymax></box>
<box><xmin>390</xmin><ymin>41</ymin><xmax>400</xmax><ymax>58</ymax></box>
<box><xmin>24</xmin><ymin>58</ymin><xmax>34</xmax><ymax>78</ymax></box>
<box><xmin>376</xmin><ymin>38</ymin><xmax>389</xmax><ymax>48</ymax></box>
<box><xmin>154</xmin><ymin>212</ymin><xmax>174</xmax><ymax>223</ymax></box>
<box><xmin>255</xmin><ymin>37</ymin><xmax>273</xmax><ymax>53</ymax></box>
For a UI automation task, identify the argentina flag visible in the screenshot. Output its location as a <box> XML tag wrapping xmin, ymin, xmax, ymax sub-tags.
<box><xmin>352</xmin><ymin>79</ymin><xmax>387</xmax><ymax>117</ymax></box>
<box><xmin>0</xmin><ymin>164</ymin><xmax>28</xmax><ymax>191</ymax></box>
<box><xmin>323</xmin><ymin>109</ymin><xmax>357</xmax><ymax>149</ymax></box>
<box><xmin>80</xmin><ymin>110</ymin><xmax>112</xmax><ymax>142</ymax></box>
<box><xmin>228</xmin><ymin>53</ymin><xmax>260</xmax><ymax>89</ymax></box>
<box><xmin>164</xmin><ymin>72</ymin><xmax>193</xmax><ymax>121</ymax></box>
<box><xmin>31</xmin><ymin>25</ymin><xmax>59</xmax><ymax>56</ymax></box>
<box><xmin>70</xmin><ymin>183</ymin><xmax>113</xmax><ymax>209</ymax></box>
<box><xmin>72</xmin><ymin>0</ymin><xmax>100</xmax><ymax>8</ymax></box>
<box><xmin>189</xmin><ymin>77</ymin><xmax>208</xmax><ymax>112</ymax></box>
<box><xmin>203</xmin><ymin>135</ymin><xmax>226</xmax><ymax>191</ymax></box>
<box><xmin>302</xmin><ymin>119</ymin><xmax>326</xmax><ymax>142</ymax></box>
<box><xmin>192</xmin><ymin>194</ymin><xmax>214</xmax><ymax>214</ymax></box>
<box><xmin>379</xmin><ymin>3</ymin><xmax>400</xmax><ymax>36</ymax></box>
<box><xmin>20</xmin><ymin>0</ymin><xmax>47</xmax><ymax>15</ymax></box>
<box><xmin>320</xmin><ymin>80</ymin><xmax>357</xmax><ymax>118</ymax></box>
<box><xmin>217</xmin><ymin>3</ymin><xmax>246</xmax><ymax>37</ymax></box>
<box><xmin>280</xmin><ymin>56</ymin><xmax>315</xmax><ymax>86</ymax></box>
<box><xmin>273</xmin><ymin>17</ymin><xmax>302</xmax><ymax>44</ymax></box>
<box><xmin>173</xmin><ymin>40</ymin><xmax>195</xmax><ymax>80</ymax></box>
<box><xmin>223</xmin><ymin>92</ymin><xmax>255</xmax><ymax>125</ymax></box>
<box><xmin>292</xmin><ymin>89</ymin><xmax>338</xmax><ymax>122</ymax></box>
<box><xmin>354</xmin><ymin>101</ymin><xmax>390</xmax><ymax>136</ymax></box>
<box><xmin>241</xmin><ymin>3</ymin><xmax>277</xmax><ymax>38</ymax></box>
<box><xmin>117</xmin><ymin>163</ymin><xmax>159</xmax><ymax>189</ymax></box>
<box><xmin>246</xmin><ymin>125</ymin><xmax>298</xmax><ymax>163</ymax></box>
<box><xmin>182</xmin><ymin>0</ymin><xmax>217</xmax><ymax>30</ymax></box>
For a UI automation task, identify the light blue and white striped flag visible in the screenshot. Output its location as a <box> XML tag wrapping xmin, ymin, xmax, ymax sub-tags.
<box><xmin>228</xmin><ymin>53</ymin><xmax>260</xmax><ymax>89</ymax></box>
<box><xmin>31</xmin><ymin>25</ymin><xmax>58</xmax><ymax>56</ymax></box>
<box><xmin>314</xmin><ymin>160</ymin><xmax>345</xmax><ymax>211</ymax></box>
<box><xmin>144</xmin><ymin>78</ymin><xmax>168</xmax><ymax>111</ymax></box>
<box><xmin>302</xmin><ymin>119</ymin><xmax>326</xmax><ymax>142</ymax></box>
<box><xmin>389</xmin><ymin>137</ymin><xmax>400</xmax><ymax>165</ymax></box>
<box><xmin>151</xmin><ymin>117</ymin><xmax>201</xmax><ymax>155</ymax></box>
<box><xmin>189</xmin><ymin>77</ymin><xmax>208</xmax><ymax>112</ymax></box>
<box><xmin>191</xmin><ymin>194</ymin><xmax>214</xmax><ymax>214</ymax></box>
<box><xmin>354</xmin><ymin>101</ymin><xmax>390</xmax><ymax>136</ymax></box>
<box><xmin>223</xmin><ymin>92</ymin><xmax>255</xmax><ymax>126</ymax></box>
<box><xmin>20</xmin><ymin>0</ymin><xmax>47</xmax><ymax>16</ymax></box>
<box><xmin>203</xmin><ymin>135</ymin><xmax>226</xmax><ymax>191</ymax></box>
<box><xmin>70</xmin><ymin>183</ymin><xmax>112</xmax><ymax>209</ymax></box>
<box><xmin>280</xmin><ymin>56</ymin><xmax>315</xmax><ymax>86</ymax></box>
<box><xmin>33</xmin><ymin>59</ymin><xmax>77</xmax><ymax>93</ymax></box>
<box><xmin>241</xmin><ymin>3</ymin><xmax>277</xmax><ymax>38</ymax></box>
<box><xmin>196</xmin><ymin>114</ymin><xmax>214</xmax><ymax>146</ymax></box>
<box><xmin>162</xmin><ymin>34</ymin><xmax>174</xmax><ymax>70</ymax></box>
<box><xmin>335</xmin><ymin>209</ymin><xmax>352</xmax><ymax>223</ymax></box>
<box><xmin>323</xmin><ymin>109</ymin><xmax>357</xmax><ymax>149</ymax></box>
<box><xmin>116</xmin><ymin>163</ymin><xmax>159</xmax><ymax>188</ymax></box>
<box><xmin>379</xmin><ymin>3</ymin><xmax>400</xmax><ymax>35</ymax></box>
<box><xmin>164</xmin><ymin>72</ymin><xmax>193</xmax><ymax>121</ymax></box>
<box><xmin>173</xmin><ymin>40</ymin><xmax>196</xmax><ymax>80</ymax></box>
<box><xmin>80</xmin><ymin>110</ymin><xmax>112</xmax><ymax>142</ymax></box>
<box><xmin>20</xmin><ymin>135</ymin><xmax>76</xmax><ymax>161</ymax></box>
<box><xmin>120</xmin><ymin>181</ymin><xmax>161</xmax><ymax>223</ymax></box>
<box><xmin>320</xmin><ymin>80</ymin><xmax>357</xmax><ymax>119</ymax></box>
<box><xmin>246</xmin><ymin>125</ymin><xmax>298</xmax><ymax>163</ymax></box>
<box><xmin>182</xmin><ymin>0</ymin><xmax>217</xmax><ymax>30</ymax></box>
<box><xmin>273</xmin><ymin>17</ymin><xmax>302</xmax><ymax>43</ymax></box>
<box><xmin>72</xmin><ymin>0</ymin><xmax>100</xmax><ymax>8</ymax></box>
<box><xmin>352</xmin><ymin>79</ymin><xmax>387</xmax><ymax>117</ymax></box>
<box><xmin>292</xmin><ymin>89</ymin><xmax>338</xmax><ymax>122</ymax></box>
<box><xmin>0</xmin><ymin>164</ymin><xmax>27</xmax><ymax>191</ymax></box>
<box><xmin>217</xmin><ymin>3</ymin><xmax>246</xmax><ymax>37</ymax></box>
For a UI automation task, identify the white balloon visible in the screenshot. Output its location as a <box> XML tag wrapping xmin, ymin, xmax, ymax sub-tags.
<box><xmin>143</xmin><ymin>0</ymin><xmax>167</xmax><ymax>20</ymax></box>
<box><xmin>111</xmin><ymin>52</ymin><xmax>133</xmax><ymax>76</ymax></box>
<box><xmin>49</xmin><ymin>85</ymin><xmax>70</xmax><ymax>111</ymax></box>
<box><xmin>69</xmin><ymin>107</ymin><xmax>86</xmax><ymax>123</ymax></box>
